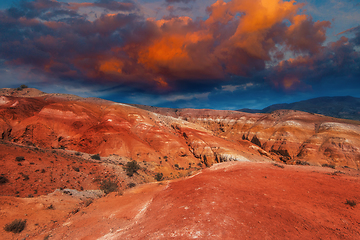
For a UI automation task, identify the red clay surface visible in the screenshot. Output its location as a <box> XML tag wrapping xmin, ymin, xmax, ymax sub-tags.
<box><xmin>11</xmin><ymin>161</ymin><xmax>357</xmax><ymax>240</ymax></box>
<box><xmin>0</xmin><ymin>141</ymin><xmax>120</xmax><ymax>198</ymax></box>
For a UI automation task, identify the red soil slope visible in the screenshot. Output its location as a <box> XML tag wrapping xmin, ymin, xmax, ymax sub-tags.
<box><xmin>4</xmin><ymin>161</ymin><xmax>356</xmax><ymax>240</ymax></box>
<box><xmin>0</xmin><ymin>89</ymin><xmax>269</xmax><ymax>173</ymax></box>
<box><xmin>0</xmin><ymin>140</ymin><xmax>176</xmax><ymax>198</ymax></box>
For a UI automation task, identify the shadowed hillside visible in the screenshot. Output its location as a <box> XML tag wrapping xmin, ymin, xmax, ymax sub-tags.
<box><xmin>238</xmin><ymin>96</ymin><xmax>360</xmax><ymax>121</ymax></box>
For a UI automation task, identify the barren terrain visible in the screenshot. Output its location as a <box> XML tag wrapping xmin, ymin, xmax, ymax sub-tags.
<box><xmin>1</xmin><ymin>88</ymin><xmax>359</xmax><ymax>239</ymax></box>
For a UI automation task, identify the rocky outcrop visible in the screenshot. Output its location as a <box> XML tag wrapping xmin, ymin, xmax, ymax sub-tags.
<box><xmin>145</xmin><ymin>108</ymin><xmax>360</xmax><ymax>169</ymax></box>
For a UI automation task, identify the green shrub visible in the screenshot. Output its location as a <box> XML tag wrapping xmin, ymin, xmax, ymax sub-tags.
<box><xmin>345</xmin><ymin>199</ymin><xmax>357</xmax><ymax>207</ymax></box>
<box><xmin>322</xmin><ymin>163</ymin><xmax>335</xmax><ymax>169</ymax></box>
<box><xmin>0</xmin><ymin>175</ymin><xmax>8</xmax><ymax>184</ymax></box>
<box><xmin>296</xmin><ymin>160</ymin><xmax>310</xmax><ymax>166</ymax></box>
<box><xmin>100</xmin><ymin>179</ymin><xmax>118</xmax><ymax>194</ymax></box>
<box><xmin>155</xmin><ymin>173</ymin><xmax>163</xmax><ymax>181</ymax></box>
<box><xmin>273</xmin><ymin>163</ymin><xmax>285</xmax><ymax>168</ymax></box>
<box><xmin>123</xmin><ymin>160</ymin><xmax>140</xmax><ymax>177</ymax></box>
<box><xmin>46</xmin><ymin>204</ymin><xmax>55</xmax><ymax>210</ymax></box>
<box><xmin>4</xmin><ymin>219</ymin><xmax>26</xmax><ymax>233</ymax></box>
<box><xmin>15</xmin><ymin>156</ymin><xmax>25</xmax><ymax>162</ymax></box>
<box><xmin>127</xmin><ymin>182</ymin><xmax>136</xmax><ymax>188</ymax></box>
<box><xmin>20</xmin><ymin>84</ymin><xmax>28</xmax><ymax>89</ymax></box>
<box><xmin>91</xmin><ymin>154</ymin><xmax>101</xmax><ymax>160</ymax></box>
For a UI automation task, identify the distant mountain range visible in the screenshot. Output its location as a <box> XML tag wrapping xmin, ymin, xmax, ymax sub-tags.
<box><xmin>239</xmin><ymin>96</ymin><xmax>360</xmax><ymax>121</ymax></box>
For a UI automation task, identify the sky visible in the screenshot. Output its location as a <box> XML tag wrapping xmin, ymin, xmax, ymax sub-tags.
<box><xmin>0</xmin><ymin>0</ymin><xmax>359</xmax><ymax>110</ymax></box>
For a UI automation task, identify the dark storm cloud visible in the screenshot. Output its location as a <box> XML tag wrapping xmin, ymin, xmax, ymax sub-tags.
<box><xmin>93</xmin><ymin>0</ymin><xmax>137</xmax><ymax>11</ymax></box>
<box><xmin>347</xmin><ymin>25</ymin><xmax>360</xmax><ymax>45</ymax></box>
<box><xmin>0</xmin><ymin>0</ymin><xmax>359</xmax><ymax>97</ymax></box>
<box><xmin>6</xmin><ymin>0</ymin><xmax>63</xmax><ymax>19</ymax></box>
<box><xmin>165</xmin><ymin>0</ymin><xmax>195</xmax><ymax>4</ymax></box>
<box><xmin>268</xmin><ymin>34</ymin><xmax>360</xmax><ymax>92</ymax></box>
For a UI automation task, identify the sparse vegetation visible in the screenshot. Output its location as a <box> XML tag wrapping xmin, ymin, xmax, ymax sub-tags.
<box><xmin>100</xmin><ymin>179</ymin><xmax>118</xmax><ymax>194</ymax></box>
<box><xmin>16</xmin><ymin>85</ymin><xmax>28</xmax><ymax>91</ymax></box>
<box><xmin>47</xmin><ymin>204</ymin><xmax>55</xmax><ymax>210</ymax></box>
<box><xmin>345</xmin><ymin>199</ymin><xmax>357</xmax><ymax>207</ymax></box>
<box><xmin>127</xmin><ymin>182</ymin><xmax>136</xmax><ymax>188</ymax></box>
<box><xmin>91</xmin><ymin>154</ymin><xmax>101</xmax><ymax>160</ymax></box>
<box><xmin>0</xmin><ymin>174</ymin><xmax>9</xmax><ymax>184</ymax></box>
<box><xmin>155</xmin><ymin>172</ymin><xmax>163</xmax><ymax>181</ymax></box>
<box><xmin>273</xmin><ymin>163</ymin><xmax>285</xmax><ymax>168</ymax></box>
<box><xmin>15</xmin><ymin>156</ymin><xmax>25</xmax><ymax>162</ymax></box>
<box><xmin>123</xmin><ymin>160</ymin><xmax>140</xmax><ymax>177</ymax></box>
<box><xmin>322</xmin><ymin>163</ymin><xmax>335</xmax><ymax>169</ymax></box>
<box><xmin>20</xmin><ymin>172</ymin><xmax>29</xmax><ymax>180</ymax></box>
<box><xmin>331</xmin><ymin>171</ymin><xmax>344</xmax><ymax>175</ymax></box>
<box><xmin>72</xmin><ymin>166</ymin><xmax>80</xmax><ymax>172</ymax></box>
<box><xmin>83</xmin><ymin>199</ymin><xmax>93</xmax><ymax>207</ymax></box>
<box><xmin>296</xmin><ymin>160</ymin><xmax>310</xmax><ymax>166</ymax></box>
<box><xmin>4</xmin><ymin>219</ymin><xmax>27</xmax><ymax>233</ymax></box>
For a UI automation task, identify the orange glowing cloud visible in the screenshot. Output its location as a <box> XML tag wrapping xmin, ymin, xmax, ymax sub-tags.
<box><xmin>99</xmin><ymin>59</ymin><xmax>124</xmax><ymax>75</ymax></box>
<box><xmin>66</xmin><ymin>2</ymin><xmax>93</xmax><ymax>10</ymax></box>
<box><xmin>283</xmin><ymin>76</ymin><xmax>301</xmax><ymax>90</ymax></box>
<box><xmin>132</xmin><ymin>0</ymin><xmax>303</xmax><ymax>81</ymax></box>
<box><xmin>89</xmin><ymin>0</ymin><xmax>330</xmax><ymax>89</ymax></box>
<box><xmin>0</xmin><ymin>0</ymin><xmax>336</xmax><ymax>93</ymax></box>
<box><xmin>206</xmin><ymin>0</ymin><xmax>300</xmax><ymax>32</ymax></box>
<box><xmin>278</xmin><ymin>56</ymin><xmax>314</xmax><ymax>70</ymax></box>
<box><xmin>135</xmin><ymin>17</ymin><xmax>220</xmax><ymax>80</ymax></box>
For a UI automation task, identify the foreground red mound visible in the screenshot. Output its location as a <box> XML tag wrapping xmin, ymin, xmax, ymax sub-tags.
<box><xmin>21</xmin><ymin>162</ymin><xmax>358</xmax><ymax>240</ymax></box>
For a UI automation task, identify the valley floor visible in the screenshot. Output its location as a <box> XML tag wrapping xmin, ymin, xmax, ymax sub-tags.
<box><xmin>1</xmin><ymin>161</ymin><xmax>359</xmax><ymax>240</ymax></box>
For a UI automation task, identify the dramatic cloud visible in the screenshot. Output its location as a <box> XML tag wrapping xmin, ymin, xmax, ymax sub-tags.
<box><xmin>165</xmin><ymin>0</ymin><xmax>195</xmax><ymax>5</ymax></box>
<box><xmin>269</xmin><ymin>34</ymin><xmax>360</xmax><ymax>92</ymax></box>
<box><xmin>67</xmin><ymin>0</ymin><xmax>137</xmax><ymax>12</ymax></box>
<box><xmin>0</xmin><ymin>0</ymin><xmax>359</xmax><ymax>96</ymax></box>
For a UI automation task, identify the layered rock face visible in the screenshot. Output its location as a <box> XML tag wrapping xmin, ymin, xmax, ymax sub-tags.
<box><xmin>139</xmin><ymin>108</ymin><xmax>360</xmax><ymax>169</ymax></box>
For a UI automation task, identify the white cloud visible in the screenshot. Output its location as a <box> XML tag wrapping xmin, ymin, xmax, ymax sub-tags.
<box><xmin>164</xmin><ymin>92</ymin><xmax>210</xmax><ymax>102</ymax></box>
<box><xmin>221</xmin><ymin>83</ymin><xmax>255</xmax><ymax>92</ymax></box>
